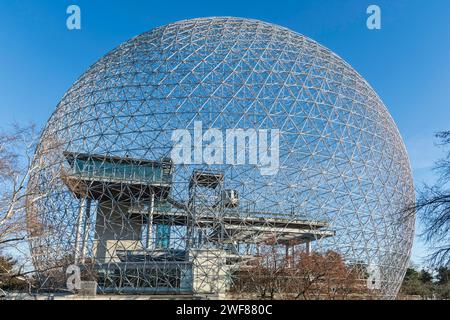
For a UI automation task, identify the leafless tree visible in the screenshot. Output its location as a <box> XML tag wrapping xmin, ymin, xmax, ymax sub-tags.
<box><xmin>0</xmin><ymin>124</ymin><xmax>40</xmax><ymax>292</ymax></box>
<box><xmin>230</xmin><ymin>239</ymin><xmax>288</xmax><ymax>299</ymax></box>
<box><xmin>285</xmin><ymin>250</ymin><xmax>368</xmax><ymax>300</ymax></box>
<box><xmin>414</xmin><ymin>131</ymin><xmax>450</xmax><ymax>268</ymax></box>
<box><xmin>230</xmin><ymin>242</ymin><xmax>368</xmax><ymax>300</ymax></box>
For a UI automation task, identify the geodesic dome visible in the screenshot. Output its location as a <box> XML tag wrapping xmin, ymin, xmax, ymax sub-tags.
<box><xmin>27</xmin><ymin>17</ymin><xmax>415</xmax><ymax>298</ymax></box>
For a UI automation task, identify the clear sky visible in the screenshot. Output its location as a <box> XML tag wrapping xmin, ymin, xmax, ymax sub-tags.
<box><xmin>0</xmin><ymin>0</ymin><xmax>449</xmax><ymax>266</ymax></box>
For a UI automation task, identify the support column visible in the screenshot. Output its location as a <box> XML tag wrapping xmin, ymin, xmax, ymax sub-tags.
<box><xmin>146</xmin><ymin>193</ymin><xmax>155</xmax><ymax>250</ymax></box>
<box><xmin>186</xmin><ymin>184</ymin><xmax>196</xmax><ymax>255</ymax></box>
<box><xmin>74</xmin><ymin>197</ymin><xmax>87</xmax><ymax>264</ymax></box>
<box><xmin>285</xmin><ymin>244</ymin><xmax>290</xmax><ymax>267</ymax></box>
<box><xmin>305</xmin><ymin>240</ymin><xmax>311</xmax><ymax>255</ymax></box>
<box><xmin>80</xmin><ymin>198</ymin><xmax>92</xmax><ymax>263</ymax></box>
<box><xmin>197</xmin><ymin>229</ymin><xmax>203</xmax><ymax>247</ymax></box>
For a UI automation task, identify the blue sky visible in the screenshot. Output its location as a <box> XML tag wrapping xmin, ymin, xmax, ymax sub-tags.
<box><xmin>0</xmin><ymin>0</ymin><xmax>449</xmax><ymax>266</ymax></box>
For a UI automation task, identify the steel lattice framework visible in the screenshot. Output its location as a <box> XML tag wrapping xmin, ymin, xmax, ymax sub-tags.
<box><xmin>26</xmin><ymin>17</ymin><xmax>415</xmax><ymax>299</ymax></box>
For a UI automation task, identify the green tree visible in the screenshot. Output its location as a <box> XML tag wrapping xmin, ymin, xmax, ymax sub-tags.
<box><xmin>0</xmin><ymin>256</ymin><xmax>29</xmax><ymax>291</ymax></box>
<box><xmin>436</xmin><ymin>267</ymin><xmax>449</xmax><ymax>285</ymax></box>
<box><xmin>400</xmin><ymin>267</ymin><xmax>433</xmax><ymax>299</ymax></box>
<box><xmin>404</xmin><ymin>268</ymin><xmax>420</xmax><ymax>282</ymax></box>
<box><xmin>400</xmin><ymin>266</ymin><xmax>450</xmax><ymax>299</ymax></box>
<box><xmin>419</xmin><ymin>269</ymin><xmax>434</xmax><ymax>284</ymax></box>
<box><xmin>434</xmin><ymin>267</ymin><xmax>450</xmax><ymax>300</ymax></box>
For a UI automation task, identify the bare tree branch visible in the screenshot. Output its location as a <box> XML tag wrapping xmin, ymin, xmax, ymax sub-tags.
<box><xmin>409</xmin><ymin>131</ymin><xmax>450</xmax><ymax>268</ymax></box>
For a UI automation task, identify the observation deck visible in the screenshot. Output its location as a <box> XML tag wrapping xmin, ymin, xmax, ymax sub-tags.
<box><xmin>61</xmin><ymin>151</ymin><xmax>173</xmax><ymax>201</ymax></box>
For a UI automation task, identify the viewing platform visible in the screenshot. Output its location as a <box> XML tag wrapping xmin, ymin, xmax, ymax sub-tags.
<box><xmin>61</xmin><ymin>151</ymin><xmax>173</xmax><ymax>201</ymax></box>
